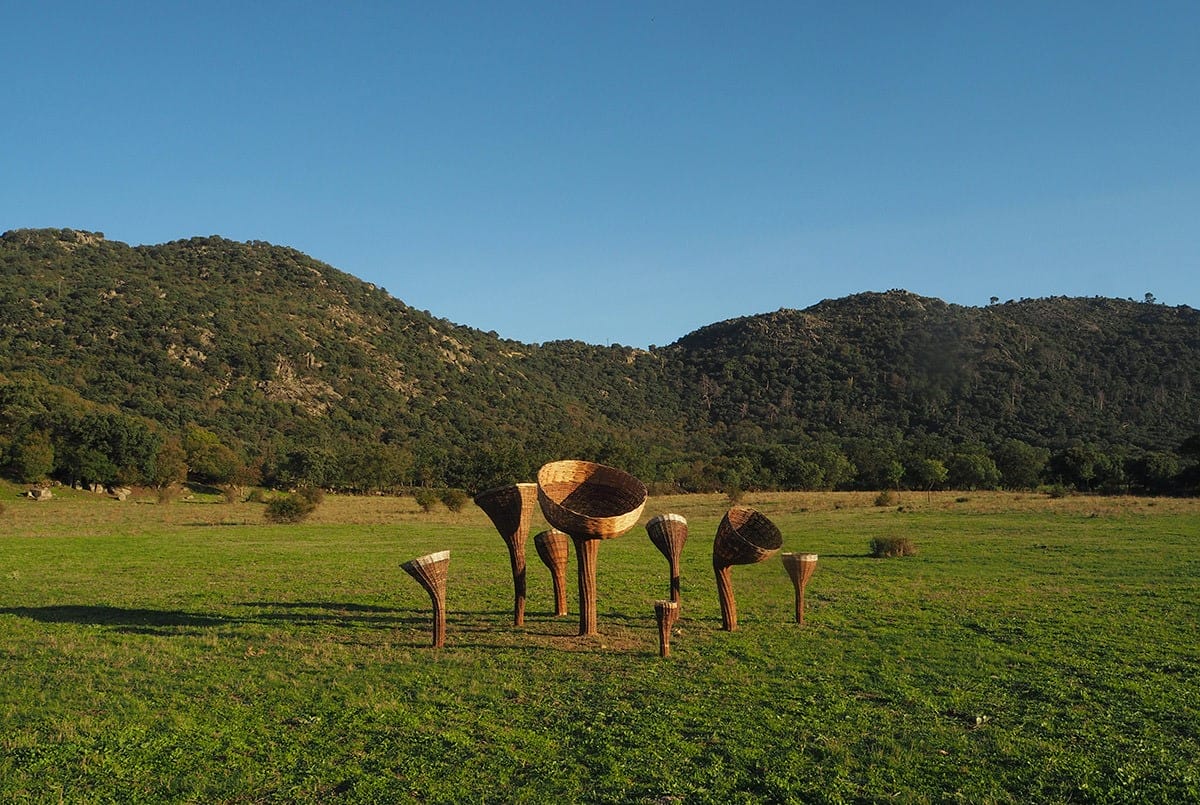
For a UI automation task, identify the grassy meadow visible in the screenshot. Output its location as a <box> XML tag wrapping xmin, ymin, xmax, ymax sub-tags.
<box><xmin>1</xmin><ymin>484</ymin><xmax>1198</xmax><ymax>803</ymax></box>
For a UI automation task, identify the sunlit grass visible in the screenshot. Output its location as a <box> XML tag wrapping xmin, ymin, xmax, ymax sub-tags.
<box><xmin>2</xmin><ymin>483</ymin><xmax>1198</xmax><ymax>802</ymax></box>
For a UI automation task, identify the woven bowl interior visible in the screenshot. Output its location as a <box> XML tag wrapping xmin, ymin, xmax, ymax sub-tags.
<box><xmin>537</xmin><ymin>460</ymin><xmax>647</xmax><ymax>537</ymax></box>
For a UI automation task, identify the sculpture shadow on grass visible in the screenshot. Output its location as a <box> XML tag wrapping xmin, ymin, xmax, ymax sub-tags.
<box><xmin>0</xmin><ymin>605</ymin><xmax>231</xmax><ymax>635</ymax></box>
<box><xmin>0</xmin><ymin>602</ymin><xmax>429</xmax><ymax>635</ymax></box>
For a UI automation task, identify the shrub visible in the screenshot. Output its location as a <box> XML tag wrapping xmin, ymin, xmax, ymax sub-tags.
<box><xmin>245</xmin><ymin>488</ymin><xmax>266</xmax><ymax>503</ymax></box>
<box><xmin>725</xmin><ymin>484</ymin><xmax>745</xmax><ymax>505</ymax></box>
<box><xmin>440</xmin><ymin>488</ymin><xmax>468</xmax><ymax>513</ymax></box>
<box><xmin>869</xmin><ymin>537</ymin><xmax>917</xmax><ymax>558</ymax></box>
<box><xmin>220</xmin><ymin>485</ymin><xmax>240</xmax><ymax>504</ymax></box>
<box><xmin>156</xmin><ymin>485</ymin><xmax>181</xmax><ymax>505</ymax></box>
<box><xmin>874</xmin><ymin>490</ymin><xmax>898</xmax><ymax>507</ymax></box>
<box><xmin>264</xmin><ymin>494</ymin><xmax>316</xmax><ymax>524</ymax></box>
<box><xmin>413</xmin><ymin>488</ymin><xmax>439</xmax><ymax>512</ymax></box>
<box><xmin>296</xmin><ymin>486</ymin><xmax>325</xmax><ymax>505</ymax></box>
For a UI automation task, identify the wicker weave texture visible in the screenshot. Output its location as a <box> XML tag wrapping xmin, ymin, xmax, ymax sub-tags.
<box><xmin>713</xmin><ymin>507</ymin><xmax>783</xmax><ymax>567</ymax></box>
<box><xmin>533</xmin><ymin>528</ymin><xmax>570</xmax><ymax>617</ymax></box>
<box><xmin>473</xmin><ymin>483</ymin><xmax>538</xmax><ymax>541</ymax></box>
<box><xmin>402</xmin><ymin>550</ymin><xmax>450</xmax><ymax>647</ymax></box>
<box><xmin>646</xmin><ymin>513</ymin><xmax>688</xmax><ymax>557</ymax></box>
<box><xmin>536</xmin><ymin>460</ymin><xmax>647</xmax><ymax>539</ymax></box>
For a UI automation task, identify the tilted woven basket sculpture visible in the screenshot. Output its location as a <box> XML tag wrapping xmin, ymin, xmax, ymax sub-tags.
<box><xmin>713</xmin><ymin>506</ymin><xmax>783</xmax><ymax>567</ymax></box>
<box><xmin>712</xmin><ymin>508</ymin><xmax>782</xmax><ymax>632</ymax></box>
<box><xmin>536</xmin><ymin>460</ymin><xmax>647</xmax><ymax>540</ymax></box>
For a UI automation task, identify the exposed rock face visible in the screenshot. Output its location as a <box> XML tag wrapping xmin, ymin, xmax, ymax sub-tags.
<box><xmin>27</xmin><ymin>488</ymin><xmax>53</xmax><ymax>501</ymax></box>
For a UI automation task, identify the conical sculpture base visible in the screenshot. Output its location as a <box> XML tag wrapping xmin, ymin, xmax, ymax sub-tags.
<box><xmin>712</xmin><ymin>507</ymin><xmax>782</xmax><ymax>631</ymax></box>
<box><xmin>474</xmin><ymin>483</ymin><xmax>538</xmax><ymax>626</ymax></box>
<box><xmin>537</xmin><ymin>460</ymin><xmax>647</xmax><ymax>637</ymax></box>
<box><xmin>654</xmin><ymin>599</ymin><xmax>680</xmax><ymax>658</ymax></box>
<box><xmin>646</xmin><ymin>513</ymin><xmax>688</xmax><ymax>604</ymax></box>
<box><xmin>534</xmin><ymin>528</ymin><xmax>570</xmax><ymax>616</ymax></box>
<box><xmin>781</xmin><ymin>552</ymin><xmax>818</xmax><ymax>625</ymax></box>
<box><xmin>402</xmin><ymin>550</ymin><xmax>450</xmax><ymax>648</ymax></box>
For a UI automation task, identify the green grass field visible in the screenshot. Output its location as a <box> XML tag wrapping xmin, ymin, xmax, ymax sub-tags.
<box><xmin>1</xmin><ymin>485</ymin><xmax>1197</xmax><ymax>803</ymax></box>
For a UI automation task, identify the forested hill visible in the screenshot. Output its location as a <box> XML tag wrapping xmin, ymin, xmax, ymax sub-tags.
<box><xmin>1</xmin><ymin>229</ymin><xmax>1197</xmax><ymax>494</ymax></box>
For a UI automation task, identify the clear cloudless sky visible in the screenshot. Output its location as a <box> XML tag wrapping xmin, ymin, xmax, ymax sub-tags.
<box><xmin>4</xmin><ymin>2</ymin><xmax>1198</xmax><ymax>347</ymax></box>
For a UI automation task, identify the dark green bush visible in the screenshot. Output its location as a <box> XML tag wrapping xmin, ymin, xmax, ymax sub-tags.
<box><xmin>413</xmin><ymin>488</ymin><xmax>439</xmax><ymax>512</ymax></box>
<box><xmin>874</xmin><ymin>490</ymin><xmax>898</xmax><ymax>507</ymax></box>
<box><xmin>264</xmin><ymin>494</ymin><xmax>316</xmax><ymax>524</ymax></box>
<box><xmin>439</xmin><ymin>488</ymin><xmax>468</xmax><ymax>513</ymax></box>
<box><xmin>869</xmin><ymin>537</ymin><xmax>917</xmax><ymax>558</ymax></box>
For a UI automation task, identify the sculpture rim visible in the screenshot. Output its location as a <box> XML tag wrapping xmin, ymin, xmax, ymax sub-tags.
<box><xmin>536</xmin><ymin>459</ymin><xmax>648</xmax><ymax>540</ymax></box>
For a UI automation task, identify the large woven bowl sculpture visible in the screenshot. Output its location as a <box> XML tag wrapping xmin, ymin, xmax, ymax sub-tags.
<box><xmin>781</xmin><ymin>552</ymin><xmax>819</xmax><ymax>625</ymax></box>
<box><xmin>537</xmin><ymin>460</ymin><xmax>647</xmax><ymax>636</ymax></box>
<box><xmin>533</xmin><ymin>528</ymin><xmax>570</xmax><ymax>617</ymax></box>
<box><xmin>713</xmin><ymin>507</ymin><xmax>782</xmax><ymax>631</ymax></box>
<box><xmin>474</xmin><ymin>483</ymin><xmax>539</xmax><ymax>626</ymax></box>
<box><xmin>402</xmin><ymin>550</ymin><xmax>450</xmax><ymax>648</ymax></box>
<box><xmin>646</xmin><ymin>513</ymin><xmax>689</xmax><ymax>605</ymax></box>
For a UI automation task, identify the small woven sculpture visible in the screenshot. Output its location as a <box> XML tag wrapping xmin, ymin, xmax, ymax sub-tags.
<box><xmin>781</xmin><ymin>552</ymin><xmax>819</xmax><ymax>625</ymax></box>
<box><xmin>646</xmin><ymin>513</ymin><xmax>688</xmax><ymax>604</ymax></box>
<box><xmin>402</xmin><ymin>550</ymin><xmax>450</xmax><ymax>648</ymax></box>
<box><xmin>712</xmin><ymin>507</ymin><xmax>782</xmax><ymax>631</ymax></box>
<box><xmin>474</xmin><ymin>483</ymin><xmax>539</xmax><ymax>626</ymax></box>
<box><xmin>533</xmin><ymin>528</ymin><xmax>570</xmax><ymax>617</ymax></box>
<box><xmin>654</xmin><ymin>599</ymin><xmax>680</xmax><ymax>658</ymax></box>
<box><xmin>537</xmin><ymin>460</ymin><xmax>647</xmax><ymax>636</ymax></box>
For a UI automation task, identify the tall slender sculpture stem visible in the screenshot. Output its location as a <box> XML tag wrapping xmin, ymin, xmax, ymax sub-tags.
<box><xmin>573</xmin><ymin>536</ymin><xmax>600</xmax><ymax>636</ymax></box>
<box><xmin>714</xmin><ymin>563</ymin><xmax>738</xmax><ymax>631</ymax></box>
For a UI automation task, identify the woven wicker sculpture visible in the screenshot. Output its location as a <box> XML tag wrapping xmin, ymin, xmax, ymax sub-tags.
<box><xmin>536</xmin><ymin>459</ymin><xmax>647</xmax><ymax>636</ymax></box>
<box><xmin>712</xmin><ymin>507</ymin><xmax>783</xmax><ymax>631</ymax></box>
<box><xmin>654</xmin><ymin>599</ymin><xmax>680</xmax><ymax>658</ymax></box>
<box><xmin>646</xmin><ymin>513</ymin><xmax>688</xmax><ymax>604</ymax></box>
<box><xmin>781</xmin><ymin>552</ymin><xmax>819</xmax><ymax>625</ymax></box>
<box><xmin>474</xmin><ymin>483</ymin><xmax>539</xmax><ymax>626</ymax></box>
<box><xmin>533</xmin><ymin>528</ymin><xmax>570</xmax><ymax>617</ymax></box>
<box><xmin>402</xmin><ymin>550</ymin><xmax>450</xmax><ymax>648</ymax></box>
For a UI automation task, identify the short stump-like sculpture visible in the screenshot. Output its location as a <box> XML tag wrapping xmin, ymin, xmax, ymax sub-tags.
<box><xmin>646</xmin><ymin>513</ymin><xmax>689</xmax><ymax>605</ymax></box>
<box><xmin>474</xmin><ymin>483</ymin><xmax>539</xmax><ymax>626</ymax></box>
<box><xmin>533</xmin><ymin>528</ymin><xmax>570</xmax><ymax>617</ymax></box>
<box><xmin>713</xmin><ymin>507</ymin><xmax>783</xmax><ymax>631</ymax></box>
<box><xmin>537</xmin><ymin>459</ymin><xmax>647</xmax><ymax>637</ymax></box>
<box><xmin>654</xmin><ymin>599</ymin><xmax>680</xmax><ymax>658</ymax></box>
<box><xmin>781</xmin><ymin>552</ymin><xmax>819</xmax><ymax>625</ymax></box>
<box><xmin>402</xmin><ymin>550</ymin><xmax>450</xmax><ymax>648</ymax></box>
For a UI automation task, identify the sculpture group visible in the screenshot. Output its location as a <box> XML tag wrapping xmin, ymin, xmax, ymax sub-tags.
<box><xmin>401</xmin><ymin>459</ymin><xmax>820</xmax><ymax>651</ymax></box>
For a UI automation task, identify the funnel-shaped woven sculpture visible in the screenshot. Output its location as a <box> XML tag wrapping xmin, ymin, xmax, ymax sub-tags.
<box><xmin>533</xmin><ymin>528</ymin><xmax>570</xmax><ymax>616</ymax></box>
<box><xmin>537</xmin><ymin>460</ymin><xmax>647</xmax><ymax>636</ymax></box>
<box><xmin>654</xmin><ymin>599</ymin><xmax>680</xmax><ymax>658</ymax></box>
<box><xmin>712</xmin><ymin>507</ymin><xmax>782</xmax><ymax>631</ymax></box>
<box><xmin>646</xmin><ymin>513</ymin><xmax>688</xmax><ymax>604</ymax></box>
<box><xmin>402</xmin><ymin>550</ymin><xmax>450</xmax><ymax>648</ymax></box>
<box><xmin>781</xmin><ymin>552</ymin><xmax>818</xmax><ymax>625</ymax></box>
<box><xmin>474</xmin><ymin>482</ymin><xmax>538</xmax><ymax>626</ymax></box>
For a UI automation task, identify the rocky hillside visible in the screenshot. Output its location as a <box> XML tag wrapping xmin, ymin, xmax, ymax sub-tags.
<box><xmin>1</xmin><ymin>229</ymin><xmax>1196</xmax><ymax>493</ymax></box>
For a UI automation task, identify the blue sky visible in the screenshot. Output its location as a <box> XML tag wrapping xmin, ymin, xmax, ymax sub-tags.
<box><xmin>4</xmin><ymin>2</ymin><xmax>1197</xmax><ymax>347</ymax></box>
